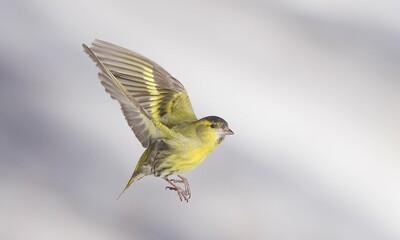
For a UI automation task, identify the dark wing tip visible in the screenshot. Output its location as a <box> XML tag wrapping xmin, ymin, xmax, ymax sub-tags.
<box><xmin>82</xmin><ymin>43</ymin><xmax>90</xmax><ymax>52</ymax></box>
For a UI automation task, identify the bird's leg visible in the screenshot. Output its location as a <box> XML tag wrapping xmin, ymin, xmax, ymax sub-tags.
<box><xmin>168</xmin><ymin>175</ymin><xmax>191</xmax><ymax>199</ymax></box>
<box><xmin>178</xmin><ymin>175</ymin><xmax>191</xmax><ymax>199</ymax></box>
<box><xmin>164</xmin><ymin>178</ymin><xmax>189</xmax><ymax>202</ymax></box>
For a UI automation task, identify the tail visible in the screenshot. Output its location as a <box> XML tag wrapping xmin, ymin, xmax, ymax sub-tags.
<box><xmin>116</xmin><ymin>173</ymin><xmax>144</xmax><ymax>200</ymax></box>
<box><xmin>116</xmin><ymin>141</ymin><xmax>158</xmax><ymax>200</ymax></box>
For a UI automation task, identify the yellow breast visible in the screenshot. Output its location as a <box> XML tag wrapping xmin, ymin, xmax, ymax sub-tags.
<box><xmin>155</xmin><ymin>121</ymin><xmax>221</xmax><ymax>175</ymax></box>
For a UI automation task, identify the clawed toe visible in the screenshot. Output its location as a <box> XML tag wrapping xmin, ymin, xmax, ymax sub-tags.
<box><xmin>164</xmin><ymin>176</ymin><xmax>191</xmax><ymax>202</ymax></box>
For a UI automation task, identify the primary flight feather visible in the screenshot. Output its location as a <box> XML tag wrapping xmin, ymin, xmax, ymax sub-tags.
<box><xmin>83</xmin><ymin>40</ymin><xmax>233</xmax><ymax>202</ymax></box>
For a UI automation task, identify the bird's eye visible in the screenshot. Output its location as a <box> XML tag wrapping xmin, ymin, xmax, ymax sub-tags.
<box><xmin>210</xmin><ymin>123</ymin><xmax>217</xmax><ymax>129</ymax></box>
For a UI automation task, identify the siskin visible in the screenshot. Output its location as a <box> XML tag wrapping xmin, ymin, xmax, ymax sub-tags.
<box><xmin>83</xmin><ymin>40</ymin><xmax>233</xmax><ymax>202</ymax></box>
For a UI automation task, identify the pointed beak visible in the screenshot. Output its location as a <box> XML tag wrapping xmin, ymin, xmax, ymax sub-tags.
<box><xmin>225</xmin><ymin>128</ymin><xmax>234</xmax><ymax>135</ymax></box>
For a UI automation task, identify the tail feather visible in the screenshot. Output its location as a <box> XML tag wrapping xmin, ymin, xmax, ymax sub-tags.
<box><xmin>116</xmin><ymin>140</ymin><xmax>158</xmax><ymax>200</ymax></box>
<box><xmin>116</xmin><ymin>173</ymin><xmax>144</xmax><ymax>200</ymax></box>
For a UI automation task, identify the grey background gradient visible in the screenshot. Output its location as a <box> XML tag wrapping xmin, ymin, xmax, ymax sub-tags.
<box><xmin>1</xmin><ymin>0</ymin><xmax>399</xmax><ymax>239</ymax></box>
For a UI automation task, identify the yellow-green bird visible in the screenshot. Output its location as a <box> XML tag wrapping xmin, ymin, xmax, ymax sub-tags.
<box><xmin>83</xmin><ymin>40</ymin><xmax>233</xmax><ymax>202</ymax></box>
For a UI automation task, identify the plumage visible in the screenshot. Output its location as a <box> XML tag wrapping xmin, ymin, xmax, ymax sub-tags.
<box><xmin>88</xmin><ymin>40</ymin><xmax>197</xmax><ymax>127</ymax></box>
<box><xmin>83</xmin><ymin>40</ymin><xmax>233</xmax><ymax>202</ymax></box>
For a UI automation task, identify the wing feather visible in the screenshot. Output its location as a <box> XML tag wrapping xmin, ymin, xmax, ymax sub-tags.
<box><xmin>88</xmin><ymin>39</ymin><xmax>198</xmax><ymax>127</ymax></box>
<box><xmin>83</xmin><ymin>44</ymin><xmax>171</xmax><ymax>148</ymax></box>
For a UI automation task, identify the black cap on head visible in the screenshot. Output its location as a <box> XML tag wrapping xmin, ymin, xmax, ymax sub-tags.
<box><xmin>201</xmin><ymin>116</ymin><xmax>228</xmax><ymax>125</ymax></box>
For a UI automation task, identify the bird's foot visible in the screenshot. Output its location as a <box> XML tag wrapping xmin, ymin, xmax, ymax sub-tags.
<box><xmin>168</xmin><ymin>175</ymin><xmax>191</xmax><ymax>199</ymax></box>
<box><xmin>165</xmin><ymin>176</ymin><xmax>191</xmax><ymax>202</ymax></box>
<box><xmin>178</xmin><ymin>175</ymin><xmax>191</xmax><ymax>199</ymax></box>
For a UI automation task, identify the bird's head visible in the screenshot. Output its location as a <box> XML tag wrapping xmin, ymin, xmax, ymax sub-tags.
<box><xmin>196</xmin><ymin>116</ymin><xmax>234</xmax><ymax>145</ymax></box>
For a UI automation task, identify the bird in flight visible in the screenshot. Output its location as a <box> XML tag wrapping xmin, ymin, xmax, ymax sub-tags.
<box><xmin>83</xmin><ymin>40</ymin><xmax>233</xmax><ymax>202</ymax></box>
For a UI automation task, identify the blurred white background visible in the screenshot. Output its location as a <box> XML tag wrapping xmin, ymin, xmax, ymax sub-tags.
<box><xmin>1</xmin><ymin>0</ymin><xmax>399</xmax><ymax>239</ymax></box>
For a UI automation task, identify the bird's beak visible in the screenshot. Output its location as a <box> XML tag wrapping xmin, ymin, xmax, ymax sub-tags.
<box><xmin>224</xmin><ymin>128</ymin><xmax>234</xmax><ymax>135</ymax></box>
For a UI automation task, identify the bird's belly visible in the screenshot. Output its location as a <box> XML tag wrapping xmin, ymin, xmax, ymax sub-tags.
<box><xmin>174</xmin><ymin>147</ymin><xmax>210</xmax><ymax>172</ymax></box>
<box><xmin>155</xmin><ymin>144</ymin><xmax>213</xmax><ymax>176</ymax></box>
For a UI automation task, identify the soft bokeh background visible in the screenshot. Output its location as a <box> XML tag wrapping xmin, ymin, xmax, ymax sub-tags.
<box><xmin>1</xmin><ymin>0</ymin><xmax>399</xmax><ymax>239</ymax></box>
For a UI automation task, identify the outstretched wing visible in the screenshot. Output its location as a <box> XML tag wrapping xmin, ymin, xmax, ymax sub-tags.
<box><xmin>84</xmin><ymin>44</ymin><xmax>174</xmax><ymax>148</ymax></box>
<box><xmin>87</xmin><ymin>39</ymin><xmax>197</xmax><ymax>127</ymax></box>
